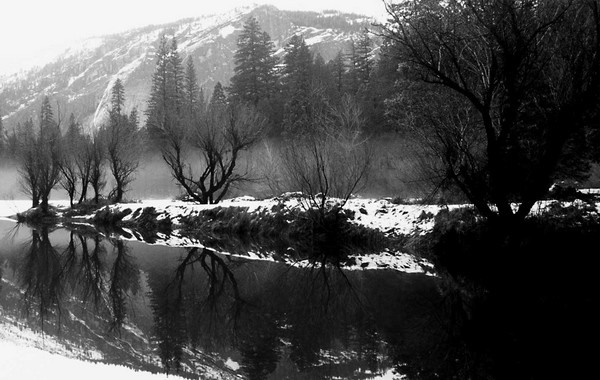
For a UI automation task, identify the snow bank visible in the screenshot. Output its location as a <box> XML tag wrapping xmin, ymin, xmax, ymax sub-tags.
<box><xmin>0</xmin><ymin>200</ymin><xmax>70</xmax><ymax>219</ymax></box>
<box><xmin>94</xmin><ymin>195</ymin><xmax>443</xmax><ymax>237</ymax></box>
<box><xmin>76</xmin><ymin>195</ymin><xmax>439</xmax><ymax>275</ymax></box>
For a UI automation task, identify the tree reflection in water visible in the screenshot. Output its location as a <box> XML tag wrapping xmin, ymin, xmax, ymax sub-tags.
<box><xmin>148</xmin><ymin>247</ymin><xmax>244</xmax><ymax>374</ymax></box>
<box><xmin>107</xmin><ymin>238</ymin><xmax>140</xmax><ymax>333</ymax></box>
<box><xmin>147</xmin><ymin>246</ymin><xmax>445</xmax><ymax>380</ymax></box>
<box><xmin>3</xmin><ymin>224</ymin><xmax>452</xmax><ymax>379</ymax></box>
<box><xmin>19</xmin><ymin>227</ymin><xmax>65</xmax><ymax>331</ymax></box>
<box><xmin>13</xmin><ymin>227</ymin><xmax>140</xmax><ymax>337</ymax></box>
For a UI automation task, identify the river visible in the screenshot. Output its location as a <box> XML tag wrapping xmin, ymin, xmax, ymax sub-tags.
<box><xmin>0</xmin><ymin>220</ymin><xmax>450</xmax><ymax>379</ymax></box>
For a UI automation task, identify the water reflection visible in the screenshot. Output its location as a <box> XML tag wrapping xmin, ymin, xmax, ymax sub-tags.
<box><xmin>0</xmin><ymin>222</ymin><xmax>447</xmax><ymax>379</ymax></box>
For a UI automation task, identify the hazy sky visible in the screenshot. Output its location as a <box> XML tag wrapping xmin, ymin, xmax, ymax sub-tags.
<box><xmin>0</xmin><ymin>0</ymin><xmax>389</xmax><ymax>76</ymax></box>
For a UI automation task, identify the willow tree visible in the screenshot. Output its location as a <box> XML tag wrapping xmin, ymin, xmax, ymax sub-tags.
<box><xmin>161</xmin><ymin>103</ymin><xmax>266</xmax><ymax>204</ymax></box>
<box><xmin>104</xmin><ymin>79</ymin><xmax>141</xmax><ymax>203</ymax></box>
<box><xmin>17</xmin><ymin>97</ymin><xmax>62</xmax><ymax>212</ymax></box>
<box><xmin>383</xmin><ymin>0</ymin><xmax>600</xmax><ymax>226</ymax></box>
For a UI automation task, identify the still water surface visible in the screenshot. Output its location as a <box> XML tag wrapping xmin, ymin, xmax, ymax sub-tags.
<box><xmin>0</xmin><ymin>220</ymin><xmax>449</xmax><ymax>379</ymax></box>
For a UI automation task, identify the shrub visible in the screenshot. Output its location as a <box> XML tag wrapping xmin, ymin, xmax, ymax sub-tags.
<box><xmin>179</xmin><ymin>204</ymin><xmax>388</xmax><ymax>265</ymax></box>
<box><xmin>92</xmin><ymin>206</ymin><xmax>132</xmax><ymax>226</ymax></box>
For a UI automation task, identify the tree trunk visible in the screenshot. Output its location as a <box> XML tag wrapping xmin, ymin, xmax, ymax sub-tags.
<box><xmin>79</xmin><ymin>178</ymin><xmax>89</xmax><ymax>204</ymax></box>
<box><xmin>32</xmin><ymin>191</ymin><xmax>39</xmax><ymax>208</ymax></box>
<box><xmin>41</xmin><ymin>196</ymin><xmax>49</xmax><ymax>214</ymax></box>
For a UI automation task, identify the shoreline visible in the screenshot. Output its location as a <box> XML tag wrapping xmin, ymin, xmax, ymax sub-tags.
<box><xmin>1</xmin><ymin>195</ymin><xmax>443</xmax><ymax>274</ymax></box>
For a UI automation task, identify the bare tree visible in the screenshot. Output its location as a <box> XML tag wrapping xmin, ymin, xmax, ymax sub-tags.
<box><xmin>75</xmin><ymin>134</ymin><xmax>94</xmax><ymax>204</ymax></box>
<box><xmin>17</xmin><ymin>97</ymin><xmax>63</xmax><ymax>213</ymax></box>
<box><xmin>16</xmin><ymin>118</ymin><xmax>41</xmax><ymax>208</ymax></box>
<box><xmin>104</xmin><ymin>80</ymin><xmax>141</xmax><ymax>203</ymax></box>
<box><xmin>161</xmin><ymin>103</ymin><xmax>266</xmax><ymax>204</ymax></box>
<box><xmin>281</xmin><ymin>94</ymin><xmax>372</xmax><ymax>210</ymax></box>
<box><xmin>37</xmin><ymin>98</ymin><xmax>63</xmax><ymax>213</ymax></box>
<box><xmin>381</xmin><ymin>0</ymin><xmax>600</xmax><ymax>226</ymax></box>
<box><xmin>59</xmin><ymin>114</ymin><xmax>82</xmax><ymax>207</ymax></box>
<box><xmin>89</xmin><ymin>131</ymin><xmax>106</xmax><ymax>204</ymax></box>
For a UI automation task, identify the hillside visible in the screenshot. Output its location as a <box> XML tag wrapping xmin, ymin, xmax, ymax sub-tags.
<box><xmin>0</xmin><ymin>4</ymin><xmax>377</xmax><ymax>131</ymax></box>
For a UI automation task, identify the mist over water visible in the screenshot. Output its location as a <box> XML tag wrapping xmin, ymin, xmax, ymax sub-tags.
<box><xmin>1</xmin><ymin>134</ymin><xmax>422</xmax><ymax>202</ymax></box>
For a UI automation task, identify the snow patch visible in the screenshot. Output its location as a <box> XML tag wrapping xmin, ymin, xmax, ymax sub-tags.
<box><xmin>224</xmin><ymin>357</ymin><xmax>240</xmax><ymax>371</ymax></box>
<box><xmin>219</xmin><ymin>25</ymin><xmax>236</xmax><ymax>38</ymax></box>
<box><xmin>0</xmin><ymin>200</ymin><xmax>70</xmax><ymax>218</ymax></box>
<box><xmin>0</xmin><ymin>339</ymin><xmax>186</xmax><ymax>380</ymax></box>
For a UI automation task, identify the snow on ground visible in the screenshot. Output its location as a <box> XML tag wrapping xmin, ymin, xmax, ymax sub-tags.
<box><xmin>0</xmin><ymin>318</ymin><xmax>186</xmax><ymax>380</ymax></box>
<box><xmin>219</xmin><ymin>24</ymin><xmax>237</xmax><ymax>38</ymax></box>
<box><xmin>366</xmin><ymin>368</ymin><xmax>405</xmax><ymax>379</ymax></box>
<box><xmin>0</xmin><ymin>340</ymin><xmax>186</xmax><ymax>380</ymax></box>
<box><xmin>71</xmin><ymin>195</ymin><xmax>441</xmax><ymax>274</ymax></box>
<box><xmin>0</xmin><ymin>199</ymin><xmax>70</xmax><ymax>220</ymax></box>
<box><xmin>4</xmin><ymin>192</ymin><xmax>599</xmax><ymax>275</ymax></box>
<box><xmin>90</xmin><ymin>195</ymin><xmax>444</xmax><ymax>237</ymax></box>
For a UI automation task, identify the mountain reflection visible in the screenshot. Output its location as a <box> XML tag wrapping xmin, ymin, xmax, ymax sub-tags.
<box><xmin>0</xmin><ymin>223</ymin><xmax>448</xmax><ymax>379</ymax></box>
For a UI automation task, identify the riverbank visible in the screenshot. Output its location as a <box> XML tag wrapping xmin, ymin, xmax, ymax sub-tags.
<box><xmin>1</xmin><ymin>195</ymin><xmax>442</xmax><ymax>274</ymax></box>
<box><xmin>2</xmin><ymin>192</ymin><xmax>600</xmax><ymax>379</ymax></box>
<box><xmin>3</xmin><ymin>190</ymin><xmax>600</xmax><ymax>274</ymax></box>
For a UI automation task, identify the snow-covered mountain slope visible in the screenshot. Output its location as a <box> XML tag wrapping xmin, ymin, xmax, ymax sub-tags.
<box><xmin>0</xmin><ymin>4</ymin><xmax>376</xmax><ymax>130</ymax></box>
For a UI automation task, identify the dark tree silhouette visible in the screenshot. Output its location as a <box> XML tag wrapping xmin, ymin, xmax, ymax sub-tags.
<box><xmin>104</xmin><ymin>79</ymin><xmax>141</xmax><ymax>203</ymax></box>
<box><xmin>161</xmin><ymin>103</ymin><xmax>266</xmax><ymax>204</ymax></box>
<box><xmin>382</xmin><ymin>0</ymin><xmax>600</xmax><ymax>226</ymax></box>
<box><xmin>16</xmin><ymin>97</ymin><xmax>62</xmax><ymax>212</ymax></box>
<box><xmin>89</xmin><ymin>131</ymin><xmax>106</xmax><ymax>204</ymax></box>
<box><xmin>59</xmin><ymin>113</ymin><xmax>82</xmax><ymax>206</ymax></box>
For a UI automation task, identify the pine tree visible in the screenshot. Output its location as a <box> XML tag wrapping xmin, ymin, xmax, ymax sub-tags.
<box><xmin>366</xmin><ymin>37</ymin><xmax>403</xmax><ymax>132</ymax></box>
<box><xmin>59</xmin><ymin>113</ymin><xmax>82</xmax><ymax>206</ymax></box>
<box><xmin>16</xmin><ymin>117</ymin><xmax>40</xmax><ymax>207</ymax></box>
<box><xmin>166</xmin><ymin>38</ymin><xmax>184</xmax><ymax>114</ymax></box>
<box><xmin>145</xmin><ymin>35</ymin><xmax>171</xmax><ymax>144</ymax></box>
<box><xmin>37</xmin><ymin>96</ymin><xmax>62</xmax><ymax>213</ymax></box>
<box><xmin>0</xmin><ymin>109</ymin><xmax>5</xmax><ymax>157</ymax></box>
<box><xmin>183</xmin><ymin>56</ymin><xmax>201</xmax><ymax>122</ymax></box>
<box><xmin>145</xmin><ymin>36</ymin><xmax>185</xmax><ymax>147</ymax></box>
<box><xmin>351</xmin><ymin>32</ymin><xmax>373</xmax><ymax>93</ymax></box>
<box><xmin>105</xmin><ymin>80</ymin><xmax>140</xmax><ymax>203</ymax></box>
<box><xmin>328</xmin><ymin>50</ymin><xmax>346</xmax><ymax>95</ymax></box>
<box><xmin>39</xmin><ymin>96</ymin><xmax>55</xmax><ymax>134</ymax></box>
<box><xmin>110</xmin><ymin>78</ymin><xmax>125</xmax><ymax>116</ymax></box>
<box><xmin>282</xmin><ymin>35</ymin><xmax>314</xmax><ymax>134</ymax></box>
<box><xmin>198</xmin><ymin>87</ymin><xmax>206</xmax><ymax>112</ymax></box>
<box><xmin>312</xmin><ymin>53</ymin><xmax>330</xmax><ymax>87</ymax></box>
<box><xmin>282</xmin><ymin>35</ymin><xmax>313</xmax><ymax>93</ymax></box>
<box><xmin>209</xmin><ymin>82</ymin><xmax>227</xmax><ymax>110</ymax></box>
<box><xmin>229</xmin><ymin>17</ymin><xmax>277</xmax><ymax>105</ymax></box>
<box><xmin>129</xmin><ymin>107</ymin><xmax>139</xmax><ymax>130</ymax></box>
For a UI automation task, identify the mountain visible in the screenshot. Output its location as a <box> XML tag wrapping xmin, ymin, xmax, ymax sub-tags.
<box><xmin>0</xmin><ymin>4</ymin><xmax>378</xmax><ymax>131</ymax></box>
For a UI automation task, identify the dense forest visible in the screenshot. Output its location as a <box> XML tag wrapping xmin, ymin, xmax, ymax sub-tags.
<box><xmin>1</xmin><ymin>0</ymin><xmax>599</xmax><ymax>221</ymax></box>
<box><xmin>0</xmin><ymin>13</ymin><xmax>410</xmax><ymax>206</ymax></box>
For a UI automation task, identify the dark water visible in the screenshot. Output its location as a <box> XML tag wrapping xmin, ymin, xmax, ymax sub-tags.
<box><xmin>0</xmin><ymin>220</ymin><xmax>452</xmax><ymax>379</ymax></box>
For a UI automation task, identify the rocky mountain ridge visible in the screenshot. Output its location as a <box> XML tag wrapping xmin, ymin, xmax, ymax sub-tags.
<box><xmin>0</xmin><ymin>4</ymin><xmax>378</xmax><ymax>131</ymax></box>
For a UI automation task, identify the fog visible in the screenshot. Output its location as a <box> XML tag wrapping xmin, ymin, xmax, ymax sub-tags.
<box><xmin>0</xmin><ymin>134</ymin><xmax>426</xmax><ymax>203</ymax></box>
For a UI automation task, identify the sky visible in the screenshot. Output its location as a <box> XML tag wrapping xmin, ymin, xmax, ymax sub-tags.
<box><xmin>0</xmin><ymin>0</ymin><xmax>389</xmax><ymax>77</ymax></box>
